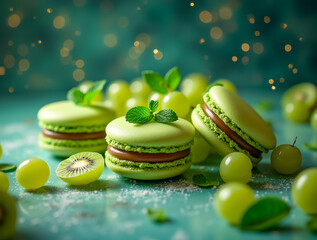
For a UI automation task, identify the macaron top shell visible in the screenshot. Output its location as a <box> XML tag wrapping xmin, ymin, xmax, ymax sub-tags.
<box><xmin>38</xmin><ymin>101</ymin><xmax>116</xmax><ymax>126</ymax></box>
<box><xmin>106</xmin><ymin>117</ymin><xmax>195</xmax><ymax>148</ymax></box>
<box><xmin>208</xmin><ymin>86</ymin><xmax>276</xmax><ymax>150</ymax></box>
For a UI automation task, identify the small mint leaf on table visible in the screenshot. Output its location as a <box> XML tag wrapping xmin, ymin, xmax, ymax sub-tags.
<box><xmin>303</xmin><ymin>142</ymin><xmax>317</xmax><ymax>151</ymax></box>
<box><xmin>143</xmin><ymin>71</ymin><xmax>168</xmax><ymax>94</ymax></box>
<box><xmin>205</xmin><ymin>83</ymin><xmax>224</xmax><ymax>93</ymax></box>
<box><xmin>0</xmin><ymin>164</ymin><xmax>17</xmax><ymax>172</ymax></box>
<box><xmin>155</xmin><ymin>109</ymin><xmax>178</xmax><ymax>123</ymax></box>
<box><xmin>307</xmin><ymin>217</ymin><xmax>317</xmax><ymax>233</ymax></box>
<box><xmin>165</xmin><ymin>66</ymin><xmax>181</xmax><ymax>91</ymax></box>
<box><xmin>240</xmin><ymin>197</ymin><xmax>291</xmax><ymax>231</ymax></box>
<box><xmin>192</xmin><ymin>174</ymin><xmax>220</xmax><ymax>187</ymax></box>
<box><xmin>67</xmin><ymin>88</ymin><xmax>85</xmax><ymax>105</ymax></box>
<box><xmin>149</xmin><ymin>100</ymin><xmax>159</xmax><ymax>112</ymax></box>
<box><xmin>147</xmin><ymin>208</ymin><xmax>168</xmax><ymax>223</ymax></box>
<box><xmin>84</xmin><ymin>80</ymin><xmax>106</xmax><ymax>104</ymax></box>
<box><xmin>126</xmin><ymin>106</ymin><xmax>153</xmax><ymax>124</ymax></box>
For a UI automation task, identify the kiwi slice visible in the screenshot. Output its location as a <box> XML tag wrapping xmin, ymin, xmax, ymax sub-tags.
<box><xmin>282</xmin><ymin>83</ymin><xmax>317</xmax><ymax>109</ymax></box>
<box><xmin>0</xmin><ymin>191</ymin><xmax>17</xmax><ymax>240</ymax></box>
<box><xmin>56</xmin><ymin>152</ymin><xmax>104</xmax><ymax>185</ymax></box>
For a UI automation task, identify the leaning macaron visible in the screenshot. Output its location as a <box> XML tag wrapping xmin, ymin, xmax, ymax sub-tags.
<box><xmin>191</xmin><ymin>86</ymin><xmax>276</xmax><ymax>165</ymax></box>
<box><xmin>38</xmin><ymin>101</ymin><xmax>115</xmax><ymax>157</ymax></box>
<box><xmin>105</xmin><ymin>117</ymin><xmax>195</xmax><ymax>180</ymax></box>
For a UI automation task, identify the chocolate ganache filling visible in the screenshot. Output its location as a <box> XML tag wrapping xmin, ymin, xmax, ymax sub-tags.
<box><xmin>42</xmin><ymin>129</ymin><xmax>106</xmax><ymax>140</ymax></box>
<box><xmin>202</xmin><ymin>104</ymin><xmax>262</xmax><ymax>158</ymax></box>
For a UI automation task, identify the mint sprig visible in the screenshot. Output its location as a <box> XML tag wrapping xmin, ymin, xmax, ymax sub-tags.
<box><xmin>143</xmin><ymin>67</ymin><xmax>181</xmax><ymax>94</ymax></box>
<box><xmin>146</xmin><ymin>208</ymin><xmax>168</xmax><ymax>223</ymax></box>
<box><xmin>192</xmin><ymin>174</ymin><xmax>220</xmax><ymax>187</ymax></box>
<box><xmin>67</xmin><ymin>80</ymin><xmax>106</xmax><ymax>106</ymax></box>
<box><xmin>240</xmin><ymin>197</ymin><xmax>291</xmax><ymax>231</ymax></box>
<box><xmin>125</xmin><ymin>100</ymin><xmax>178</xmax><ymax>124</ymax></box>
<box><xmin>0</xmin><ymin>164</ymin><xmax>17</xmax><ymax>172</ymax></box>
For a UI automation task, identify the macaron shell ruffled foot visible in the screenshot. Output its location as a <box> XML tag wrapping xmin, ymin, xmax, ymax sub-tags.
<box><xmin>191</xmin><ymin>86</ymin><xmax>276</xmax><ymax>166</ymax></box>
<box><xmin>38</xmin><ymin>101</ymin><xmax>115</xmax><ymax>157</ymax></box>
<box><xmin>105</xmin><ymin>117</ymin><xmax>195</xmax><ymax>180</ymax></box>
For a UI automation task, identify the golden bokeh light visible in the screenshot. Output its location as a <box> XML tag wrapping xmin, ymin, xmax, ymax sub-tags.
<box><xmin>154</xmin><ymin>51</ymin><xmax>163</xmax><ymax>60</ymax></box>
<box><xmin>104</xmin><ymin>34</ymin><xmax>118</xmax><ymax>47</ymax></box>
<box><xmin>299</xmin><ymin>37</ymin><xmax>303</xmax><ymax>41</ymax></box>
<box><xmin>252</xmin><ymin>42</ymin><xmax>264</xmax><ymax>54</ymax></box>
<box><xmin>241</xmin><ymin>56</ymin><xmax>249</xmax><ymax>65</ymax></box>
<box><xmin>75</xmin><ymin>30</ymin><xmax>81</xmax><ymax>36</ymax></box>
<box><xmin>279</xmin><ymin>77</ymin><xmax>285</xmax><ymax>83</ymax></box>
<box><xmin>53</xmin><ymin>16</ymin><xmax>66</xmax><ymax>29</ymax></box>
<box><xmin>293</xmin><ymin>68</ymin><xmax>298</xmax><ymax>74</ymax></box>
<box><xmin>255</xmin><ymin>31</ymin><xmax>260</xmax><ymax>36</ymax></box>
<box><xmin>134</xmin><ymin>41</ymin><xmax>146</xmax><ymax>54</ymax></box>
<box><xmin>73</xmin><ymin>69</ymin><xmax>85</xmax><ymax>81</ymax></box>
<box><xmin>75</xmin><ymin>59</ymin><xmax>85</xmax><ymax>68</ymax></box>
<box><xmin>232</xmin><ymin>56</ymin><xmax>238</xmax><ymax>62</ymax></box>
<box><xmin>241</xmin><ymin>43</ymin><xmax>250</xmax><ymax>52</ymax></box>
<box><xmin>136</xmin><ymin>33</ymin><xmax>151</xmax><ymax>46</ymax></box>
<box><xmin>200</xmin><ymin>38</ymin><xmax>205</xmax><ymax>44</ymax></box>
<box><xmin>284</xmin><ymin>44</ymin><xmax>292</xmax><ymax>52</ymax></box>
<box><xmin>8</xmin><ymin>14</ymin><xmax>21</xmax><ymax>28</ymax></box>
<box><xmin>17</xmin><ymin>44</ymin><xmax>29</xmax><ymax>56</ymax></box>
<box><xmin>153</xmin><ymin>49</ymin><xmax>159</xmax><ymax>54</ymax></box>
<box><xmin>281</xmin><ymin>23</ymin><xmax>287</xmax><ymax>29</ymax></box>
<box><xmin>219</xmin><ymin>7</ymin><xmax>232</xmax><ymax>20</ymax></box>
<box><xmin>264</xmin><ymin>16</ymin><xmax>271</xmax><ymax>24</ymax></box>
<box><xmin>8</xmin><ymin>41</ymin><xmax>14</xmax><ymax>46</ymax></box>
<box><xmin>190</xmin><ymin>2</ymin><xmax>195</xmax><ymax>7</ymax></box>
<box><xmin>47</xmin><ymin>8</ymin><xmax>53</xmax><ymax>13</ymax></box>
<box><xmin>0</xmin><ymin>66</ymin><xmax>5</xmax><ymax>76</ymax></box>
<box><xmin>4</xmin><ymin>55</ymin><xmax>15</xmax><ymax>68</ymax></box>
<box><xmin>134</xmin><ymin>41</ymin><xmax>140</xmax><ymax>47</ymax></box>
<box><xmin>272</xmin><ymin>86</ymin><xmax>276</xmax><ymax>90</ymax></box>
<box><xmin>19</xmin><ymin>59</ymin><xmax>30</xmax><ymax>72</ymax></box>
<box><xmin>210</xmin><ymin>27</ymin><xmax>223</xmax><ymax>40</ymax></box>
<box><xmin>60</xmin><ymin>47</ymin><xmax>69</xmax><ymax>57</ymax></box>
<box><xmin>288</xmin><ymin>64</ymin><xmax>293</xmax><ymax>69</ymax></box>
<box><xmin>199</xmin><ymin>11</ymin><xmax>212</xmax><ymax>23</ymax></box>
<box><xmin>9</xmin><ymin>8</ymin><xmax>14</xmax><ymax>12</ymax></box>
<box><xmin>249</xmin><ymin>17</ymin><xmax>255</xmax><ymax>24</ymax></box>
<box><xmin>9</xmin><ymin>87</ymin><xmax>14</xmax><ymax>93</ymax></box>
<box><xmin>136</xmin><ymin>6</ymin><xmax>141</xmax><ymax>10</ymax></box>
<box><xmin>38</xmin><ymin>40</ymin><xmax>42</xmax><ymax>44</ymax></box>
<box><xmin>64</xmin><ymin>39</ymin><xmax>74</xmax><ymax>50</ymax></box>
<box><xmin>268</xmin><ymin>79</ymin><xmax>274</xmax><ymax>84</ymax></box>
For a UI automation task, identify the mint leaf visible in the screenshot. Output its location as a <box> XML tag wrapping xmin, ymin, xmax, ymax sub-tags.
<box><xmin>143</xmin><ymin>71</ymin><xmax>168</xmax><ymax>94</ymax></box>
<box><xmin>126</xmin><ymin>106</ymin><xmax>153</xmax><ymax>124</ymax></box>
<box><xmin>240</xmin><ymin>197</ymin><xmax>291</xmax><ymax>231</ymax></box>
<box><xmin>146</xmin><ymin>208</ymin><xmax>168</xmax><ymax>223</ymax></box>
<box><xmin>192</xmin><ymin>174</ymin><xmax>220</xmax><ymax>187</ymax></box>
<box><xmin>84</xmin><ymin>80</ymin><xmax>106</xmax><ymax>104</ymax></box>
<box><xmin>67</xmin><ymin>88</ymin><xmax>85</xmax><ymax>105</ymax></box>
<box><xmin>155</xmin><ymin>109</ymin><xmax>178</xmax><ymax>123</ymax></box>
<box><xmin>149</xmin><ymin>100</ymin><xmax>159</xmax><ymax>112</ymax></box>
<box><xmin>0</xmin><ymin>164</ymin><xmax>16</xmax><ymax>172</ymax></box>
<box><xmin>307</xmin><ymin>217</ymin><xmax>317</xmax><ymax>233</ymax></box>
<box><xmin>205</xmin><ymin>83</ymin><xmax>223</xmax><ymax>93</ymax></box>
<box><xmin>165</xmin><ymin>67</ymin><xmax>181</xmax><ymax>91</ymax></box>
<box><xmin>304</xmin><ymin>142</ymin><xmax>317</xmax><ymax>151</ymax></box>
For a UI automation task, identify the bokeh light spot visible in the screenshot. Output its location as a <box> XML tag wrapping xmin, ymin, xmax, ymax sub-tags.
<box><xmin>17</xmin><ymin>44</ymin><xmax>29</xmax><ymax>56</ymax></box>
<box><xmin>47</xmin><ymin>8</ymin><xmax>53</xmax><ymax>14</ymax></box>
<box><xmin>268</xmin><ymin>79</ymin><xmax>274</xmax><ymax>84</ymax></box>
<box><xmin>0</xmin><ymin>66</ymin><xmax>5</xmax><ymax>75</ymax></box>
<box><xmin>8</xmin><ymin>14</ymin><xmax>21</xmax><ymax>28</ymax></box>
<box><xmin>53</xmin><ymin>16</ymin><xmax>66</xmax><ymax>29</ymax></box>
<box><xmin>75</xmin><ymin>59</ymin><xmax>85</xmax><ymax>68</ymax></box>
<box><xmin>284</xmin><ymin>44</ymin><xmax>292</xmax><ymax>52</ymax></box>
<box><xmin>104</xmin><ymin>34</ymin><xmax>118</xmax><ymax>47</ymax></box>
<box><xmin>154</xmin><ymin>51</ymin><xmax>163</xmax><ymax>60</ymax></box>
<box><xmin>241</xmin><ymin>56</ymin><xmax>249</xmax><ymax>65</ymax></box>
<box><xmin>64</xmin><ymin>39</ymin><xmax>74</xmax><ymax>50</ymax></box>
<box><xmin>232</xmin><ymin>56</ymin><xmax>238</xmax><ymax>62</ymax></box>
<box><xmin>19</xmin><ymin>59</ymin><xmax>30</xmax><ymax>72</ymax></box>
<box><xmin>200</xmin><ymin>38</ymin><xmax>205</xmax><ymax>44</ymax></box>
<box><xmin>199</xmin><ymin>11</ymin><xmax>212</xmax><ymax>23</ymax></box>
<box><xmin>264</xmin><ymin>16</ymin><xmax>271</xmax><ymax>23</ymax></box>
<box><xmin>4</xmin><ymin>55</ymin><xmax>15</xmax><ymax>68</ymax></box>
<box><xmin>219</xmin><ymin>7</ymin><xmax>232</xmax><ymax>20</ymax></box>
<box><xmin>73</xmin><ymin>69</ymin><xmax>85</xmax><ymax>81</ymax></box>
<box><xmin>241</xmin><ymin>43</ymin><xmax>250</xmax><ymax>52</ymax></box>
<box><xmin>293</xmin><ymin>68</ymin><xmax>298</xmax><ymax>74</ymax></box>
<box><xmin>279</xmin><ymin>77</ymin><xmax>285</xmax><ymax>83</ymax></box>
<box><xmin>252</xmin><ymin>42</ymin><xmax>264</xmax><ymax>54</ymax></box>
<box><xmin>210</xmin><ymin>27</ymin><xmax>223</xmax><ymax>40</ymax></box>
<box><xmin>255</xmin><ymin>31</ymin><xmax>260</xmax><ymax>36</ymax></box>
<box><xmin>60</xmin><ymin>47</ymin><xmax>69</xmax><ymax>57</ymax></box>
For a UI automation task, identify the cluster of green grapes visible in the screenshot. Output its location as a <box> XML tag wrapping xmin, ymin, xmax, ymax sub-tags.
<box><xmin>282</xmin><ymin>82</ymin><xmax>317</xmax><ymax>130</ymax></box>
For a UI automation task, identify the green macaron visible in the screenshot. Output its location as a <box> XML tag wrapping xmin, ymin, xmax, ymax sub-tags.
<box><xmin>38</xmin><ymin>101</ymin><xmax>115</xmax><ymax>157</ymax></box>
<box><xmin>105</xmin><ymin>117</ymin><xmax>195</xmax><ymax>180</ymax></box>
<box><xmin>191</xmin><ymin>86</ymin><xmax>276</xmax><ymax>165</ymax></box>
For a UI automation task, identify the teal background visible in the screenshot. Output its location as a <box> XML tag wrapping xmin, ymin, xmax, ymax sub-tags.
<box><xmin>0</xmin><ymin>0</ymin><xmax>316</xmax><ymax>93</ymax></box>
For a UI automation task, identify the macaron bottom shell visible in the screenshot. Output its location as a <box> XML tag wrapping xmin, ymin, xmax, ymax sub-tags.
<box><xmin>105</xmin><ymin>152</ymin><xmax>192</xmax><ymax>180</ymax></box>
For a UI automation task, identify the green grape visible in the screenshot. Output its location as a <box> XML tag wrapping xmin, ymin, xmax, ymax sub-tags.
<box><xmin>283</xmin><ymin>101</ymin><xmax>311</xmax><ymax>123</ymax></box>
<box><xmin>292</xmin><ymin>168</ymin><xmax>317</xmax><ymax>214</ymax></box>
<box><xmin>162</xmin><ymin>91</ymin><xmax>190</xmax><ymax>118</ymax></box>
<box><xmin>125</xmin><ymin>97</ymin><xmax>147</xmax><ymax>112</ymax></box>
<box><xmin>191</xmin><ymin>133</ymin><xmax>210</xmax><ymax>164</ymax></box>
<box><xmin>0</xmin><ymin>172</ymin><xmax>9</xmax><ymax>192</ymax></box>
<box><xmin>219</xmin><ymin>152</ymin><xmax>252</xmax><ymax>183</ymax></box>
<box><xmin>271</xmin><ymin>141</ymin><xmax>302</xmax><ymax>175</ymax></box>
<box><xmin>0</xmin><ymin>143</ymin><xmax>2</xmax><ymax>160</ymax></box>
<box><xmin>106</xmin><ymin>80</ymin><xmax>132</xmax><ymax>103</ymax></box>
<box><xmin>180</xmin><ymin>73</ymin><xmax>208</xmax><ymax>107</ymax></box>
<box><xmin>78</xmin><ymin>81</ymin><xmax>103</xmax><ymax>102</ymax></box>
<box><xmin>130</xmin><ymin>78</ymin><xmax>152</xmax><ymax>100</ymax></box>
<box><xmin>16</xmin><ymin>158</ymin><xmax>50</xmax><ymax>190</ymax></box>
<box><xmin>104</xmin><ymin>99</ymin><xmax>115</xmax><ymax>110</ymax></box>
<box><xmin>311</xmin><ymin>108</ymin><xmax>317</xmax><ymax>131</ymax></box>
<box><xmin>214</xmin><ymin>79</ymin><xmax>237</xmax><ymax>93</ymax></box>
<box><xmin>214</xmin><ymin>182</ymin><xmax>255</xmax><ymax>225</ymax></box>
<box><xmin>149</xmin><ymin>92</ymin><xmax>164</xmax><ymax>111</ymax></box>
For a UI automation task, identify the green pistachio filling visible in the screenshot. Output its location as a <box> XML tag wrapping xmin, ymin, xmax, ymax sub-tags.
<box><xmin>203</xmin><ymin>92</ymin><xmax>268</xmax><ymax>153</ymax></box>
<box><xmin>105</xmin><ymin>151</ymin><xmax>191</xmax><ymax>170</ymax></box>
<box><xmin>195</xmin><ymin>104</ymin><xmax>261</xmax><ymax>165</ymax></box>
<box><xmin>39</xmin><ymin>133</ymin><xmax>107</xmax><ymax>147</ymax></box>
<box><xmin>106</xmin><ymin>136</ymin><xmax>194</xmax><ymax>154</ymax></box>
<box><xmin>39</xmin><ymin>121</ymin><xmax>107</xmax><ymax>133</ymax></box>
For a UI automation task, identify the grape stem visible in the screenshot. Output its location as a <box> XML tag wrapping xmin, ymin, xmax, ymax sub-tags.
<box><xmin>293</xmin><ymin>136</ymin><xmax>297</xmax><ymax>147</ymax></box>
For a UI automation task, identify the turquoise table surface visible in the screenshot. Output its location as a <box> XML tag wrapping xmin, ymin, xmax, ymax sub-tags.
<box><xmin>0</xmin><ymin>90</ymin><xmax>316</xmax><ymax>240</ymax></box>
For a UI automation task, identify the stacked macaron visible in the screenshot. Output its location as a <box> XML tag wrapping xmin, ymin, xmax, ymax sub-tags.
<box><xmin>192</xmin><ymin>86</ymin><xmax>276</xmax><ymax>165</ymax></box>
<box><xmin>38</xmin><ymin>101</ymin><xmax>115</xmax><ymax>157</ymax></box>
<box><xmin>105</xmin><ymin>117</ymin><xmax>195</xmax><ymax>180</ymax></box>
